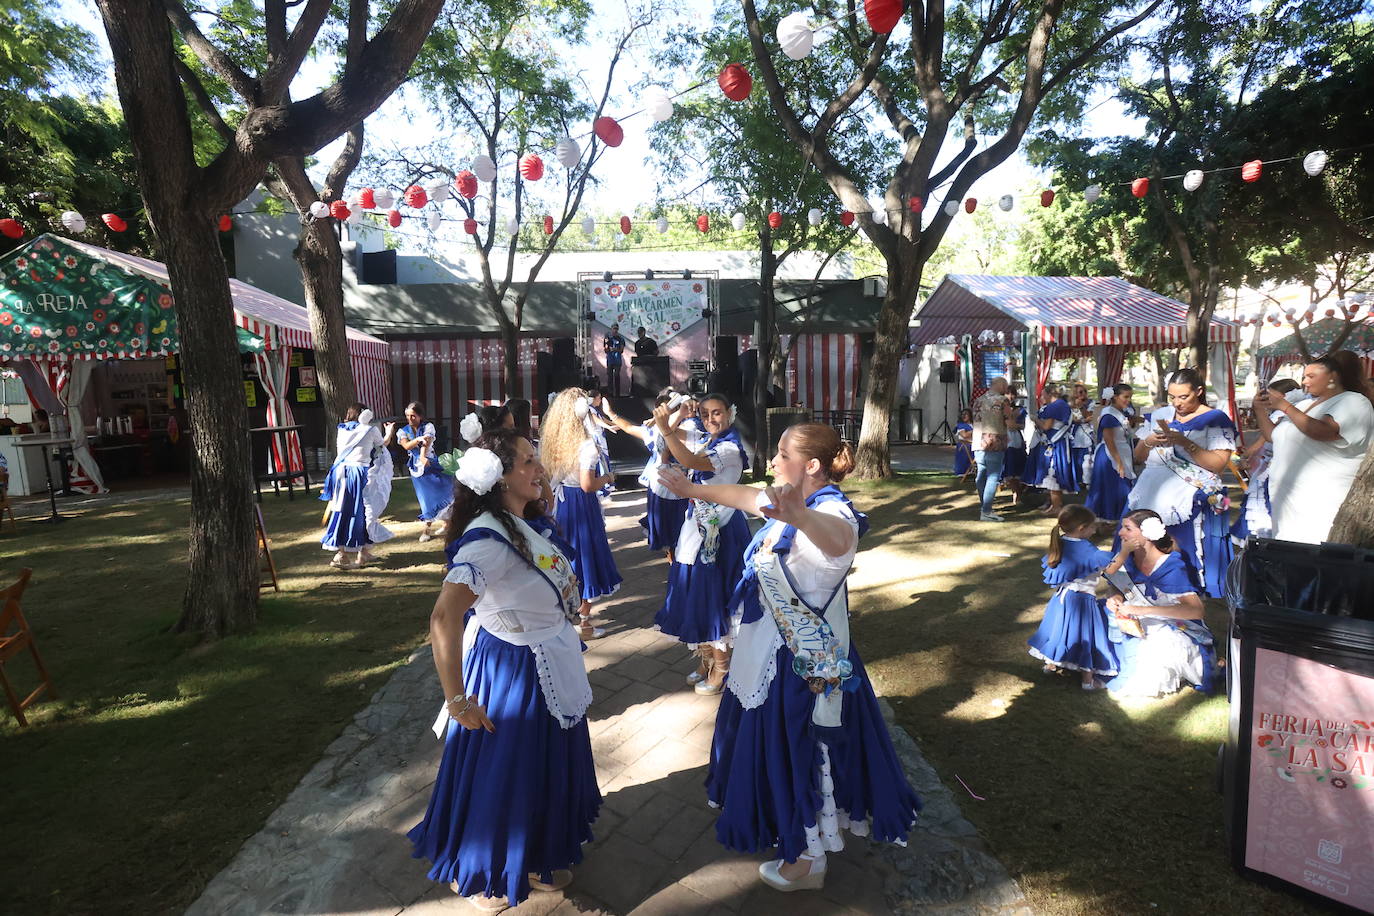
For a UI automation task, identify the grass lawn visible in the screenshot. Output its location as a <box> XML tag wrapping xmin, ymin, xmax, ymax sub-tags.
<box><xmin>0</xmin><ymin>487</ymin><xmax>439</xmax><ymax>915</ymax></box>
<box><xmin>844</xmin><ymin>471</ymin><xmax>1321</xmax><ymax>915</ymax></box>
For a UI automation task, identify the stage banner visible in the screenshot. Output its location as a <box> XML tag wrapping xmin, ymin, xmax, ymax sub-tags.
<box><xmin>587</xmin><ymin>278</ymin><xmax>708</xmax><ymax>344</ymax></box>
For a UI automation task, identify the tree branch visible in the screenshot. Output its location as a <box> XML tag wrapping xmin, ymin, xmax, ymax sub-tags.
<box><xmin>261</xmin><ymin>0</ymin><xmax>333</xmax><ymax>104</ymax></box>
<box><xmin>163</xmin><ymin>0</ymin><xmax>260</xmax><ymax>103</ymax></box>
<box><xmin>172</xmin><ymin>54</ymin><xmax>234</xmax><ymax>142</ymax></box>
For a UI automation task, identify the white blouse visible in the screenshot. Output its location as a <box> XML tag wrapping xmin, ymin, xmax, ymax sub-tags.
<box><xmin>702</xmin><ymin>436</ymin><xmax>746</xmax><ymax>484</ymax></box>
<box><xmin>444</xmin><ymin>517</ymin><xmax>567</xmax><ymax>634</ymax></box>
<box><xmin>1269</xmin><ymin>391</ymin><xmax>1374</xmax><ymax>544</ymax></box>
<box><xmin>781</xmin><ymin>500</ymin><xmax>859</xmax><ymax>606</ymax></box>
<box><xmin>551</xmin><ymin>439</ymin><xmax>601</xmax><ymax>490</ymax></box>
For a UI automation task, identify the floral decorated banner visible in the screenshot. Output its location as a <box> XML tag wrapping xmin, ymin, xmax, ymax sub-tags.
<box><xmin>586</xmin><ymin>277</ymin><xmax>708</xmax><ymax>343</ymax></box>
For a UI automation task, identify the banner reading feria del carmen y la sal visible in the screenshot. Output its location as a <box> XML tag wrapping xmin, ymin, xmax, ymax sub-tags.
<box><xmin>587</xmin><ymin>278</ymin><xmax>708</xmax><ymax>344</ymax></box>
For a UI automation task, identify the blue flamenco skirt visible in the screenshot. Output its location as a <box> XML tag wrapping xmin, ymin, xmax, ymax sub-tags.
<box><xmin>1026</xmin><ymin>590</ymin><xmax>1120</xmax><ymax>676</ymax></box>
<box><xmin>408</xmin><ymin>629</ymin><xmax>601</xmax><ymax>905</ymax></box>
<box><xmin>1002</xmin><ymin>446</ymin><xmax>1028</xmax><ymax>480</ymax></box>
<box><xmin>555</xmin><ymin>486</ymin><xmax>622</xmax><ymax>601</ymax></box>
<box><xmin>410</xmin><ymin>462</ymin><xmax>454</xmax><ymax>522</ymax></box>
<box><xmin>640</xmin><ymin>491</ymin><xmax>687</xmax><ymax>552</ymax></box>
<box><xmin>1169</xmin><ymin>494</ymin><xmax>1233</xmax><ymax>599</ymax></box>
<box><xmin>321</xmin><ymin>465</ymin><xmax>371</xmax><ymax>550</ymax></box>
<box><xmin>1025</xmin><ymin>439</ymin><xmax>1080</xmax><ymax>492</ymax></box>
<box><xmin>1084</xmin><ymin>445</ymin><xmax>1134</xmax><ymax>521</ymax></box>
<box><xmin>706</xmin><ymin>643</ymin><xmax>921</xmax><ymax>863</ymax></box>
<box><xmin>654</xmin><ymin>511</ymin><xmax>749</xmax><ymax>645</ymax></box>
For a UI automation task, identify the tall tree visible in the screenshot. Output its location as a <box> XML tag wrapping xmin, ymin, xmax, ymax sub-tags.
<box><xmin>94</xmin><ymin>0</ymin><xmax>442</xmax><ymax>637</ymax></box>
<box><xmin>739</xmin><ymin>0</ymin><xmax>1166</xmax><ymax>477</ymax></box>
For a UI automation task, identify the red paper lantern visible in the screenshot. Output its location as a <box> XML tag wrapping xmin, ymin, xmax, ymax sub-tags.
<box><xmin>544</xmin><ymin>215</ymin><xmax>555</xmax><ymax>235</ymax></box>
<box><xmin>1131</xmin><ymin>177</ymin><xmax>1149</xmax><ymax>198</ymax></box>
<box><xmin>1040</xmin><ymin>189</ymin><xmax>1056</xmax><ymax>207</ymax></box>
<box><xmin>840</xmin><ymin>210</ymin><xmax>855</xmax><ymax>227</ymax></box>
<box><xmin>455</xmin><ymin>171</ymin><xmax>478</xmax><ymax>199</ymax></box>
<box><xmin>218</xmin><ymin>214</ymin><xmax>233</xmax><ymax>232</ymax></box>
<box><xmin>102</xmin><ymin>213</ymin><xmax>127</xmax><ymax>232</ymax></box>
<box><xmin>964</xmin><ymin>197</ymin><xmax>977</xmax><ymax>214</ymax></box>
<box><xmin>594</xmin><ymin>116</ymin><xmax>624</xmax><ymax>148</ymax></box>
<box><xmin>464</xmin><ymin>218</ymin><xmax>478</xmax><ymax>235</ymax></box>
<box><xmin>520</xmin><ymin>154</ymin><xmax>545</xmax><ymax>181</ymax></box>
<box><xmin>1241</xmin><ymin>159</ymin><xmax>1263</xmax><ymax>183</ymax></box>
<box><xmin>696</xmin><ymin>214</ymin><xmax>710</xmax><ymax>233</ymax></box>
<box><xmin>329</xmin><ymin>200</ymin><xmax>351</xmax><ymax>221</ymax></box>
<box><xmin>387</xmin><ymin>209</ymin><xmax>402</xmax><ymax>228</ymax></box>
<box><xmin>359</xmin><ymin>188</ymin><xmax>376</xmax><ymax>209</ymax></box>
<box><xmin>718</xmin><ymin>64</ymin><xmax>753</xmax><ymax>102</ymax></box>
<box><xmin>404</xmin><ymin>185</ymin><xmax>428</xmax><ymax>208</ymax></box>
<box><xmin>767</xmin><ymin>211</ymin><xmax>783</xmax><ymax>229</ymax></box>
<box><xmin>619</xmin><ymin>215</ymin><xmax>632</xmax><ymax>235</ymax></box>
<box><xmin>0</xmin><ymin>218</ymin><xmax>22</xmax><ymax>239</ymax></box>
<box><xmin>908</xmin><ymin>197</ymin><xmax>924</xmax><ymax>213</ymax></box>
<box><xmin>864</xmin><ymin>0</ymin><xmax>903</xmax><ymax>33</ymax></box>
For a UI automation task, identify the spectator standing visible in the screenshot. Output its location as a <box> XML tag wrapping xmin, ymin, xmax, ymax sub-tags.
<box><xmin>971</xmin><ymin>377</ymin><xmax>1013</xmax><ymax>521</ymax></box>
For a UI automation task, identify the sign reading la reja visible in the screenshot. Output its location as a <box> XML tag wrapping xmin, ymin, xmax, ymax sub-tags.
<box><xmin>587</xmin><ymin>278</ymin><xmax>707</xmax><ymax>343</ymax></box>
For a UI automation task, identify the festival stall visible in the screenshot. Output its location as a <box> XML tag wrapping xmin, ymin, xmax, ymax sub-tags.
<box><xmin>1253</xmin><ymin>317</ymin><xmax>1374</xmax><ymax>383</ymax></box>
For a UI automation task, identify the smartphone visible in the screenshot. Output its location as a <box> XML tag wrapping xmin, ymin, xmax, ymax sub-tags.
<box><xmin>1156</xmin><ymin>418</ymin><xmax>1171</xmax><ymax>433</ymax></box>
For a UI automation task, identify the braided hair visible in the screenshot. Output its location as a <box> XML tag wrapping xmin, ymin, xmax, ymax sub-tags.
<box><xmin>445</xmin><ymin>428</ymin><xmax>543</xmax><ymax>564</ymax></box>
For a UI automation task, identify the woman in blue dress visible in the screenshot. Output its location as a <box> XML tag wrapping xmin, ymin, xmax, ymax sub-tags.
<box><xmin>1027</xmin><ymin>505</ymin><xmax>1120</xmax><ymax>689</ymax></box>
<box><xmin>952</xmin><ymin>409</ymin><xmax>974</xmax><ymax>477</ymax></box>
<box><xmin>1104</xmin><ymin>510</ymin><xmax>1217</xmax><ymax>698</ymax></box>
<box><xmin>659</xmin><ymin>423</ymin><xmax>921</xmax><ymax>892</ymax></box>
<box><xmin>599</xmin><ymin>388</ymin><xmax>692</xmax><ymax>560</ymax></box>
<box><xmin>1127</xmin><ymin>369</ymin><xmax>1236</xmax><ymax>598</ymax></box>
<box><xmin>1025</xmin><ymin>383</ymin><xmax>1079</xmax><ymax>515</ymax></box>
<box><xmin>539</xmin><ymin>388</ymin><xmax>621</xmax><ymax>639</ymax></box>
<box><xmin>398</xmin><ymin>402</ymin><xmax>455</xmax><ymax>542</ymax></box>
<box><xmin>653</xmin><ymin>393</ymin><xmax>751</xmax><ymax>695</ymax></box>
<box><xmin>1085</xmin><ymin>384</ymin><xmax>1136</xmax><ymax>523</ymax></box>
<box><xmin>320</xmin><ymin>403</ymin><xmax>386</xmax><ymax>569</ymax></box>
<box><xmin>409</xmin><ymin>429</ymin><xmax>600</xmax><ymax>910</ymax></box>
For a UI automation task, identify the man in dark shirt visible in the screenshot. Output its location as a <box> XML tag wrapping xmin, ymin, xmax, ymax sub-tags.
<box><xmin>633</xmin><ymin>326</ymin><xmax>658</xmax><ymax>358</ymax></box>
<box><xmin>603</xmin><ymin>323</ymin><xmax>626</xmax><ymax>395</ymax></box>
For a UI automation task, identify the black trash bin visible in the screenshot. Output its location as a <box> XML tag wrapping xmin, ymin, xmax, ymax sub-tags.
<box><xmin>1221</xmin><ymin>537</ymin><xmax>1374</xmax><ymax>912</ymax></box>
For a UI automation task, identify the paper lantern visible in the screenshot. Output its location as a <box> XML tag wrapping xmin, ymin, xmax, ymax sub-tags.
<box><xmin>718</xmin><ymin>64</ymin><xmax>752</xmax><ymax>102</ymax></box>
<box><xmin>840</xmin><ymin>210</ymin><xmax>855</xmax><ymax>227</ymax></box>
<box><xmin>1303</xmin><ymin>150</ymin><xmax>1328</xmax><ymax>177</ymax></box>
<box><xmin>964</xmin><ymin>197</ymin><xmax>977</xmax><ymax>214</ymax></box>
<box><xmin>998</xmin><ymin>194</ymin><xmax>1014</xmax><ymax>212</ymax></box>
<box><xmin>908</xmin><ymin>196</ymin><xmax>924</xmax><ymax>213</ymax></box>
<box><xmin>506</xmin><ymin>217</ymin><xmax>520</xmax><ymax>235</ymax></box>
<box><xmin>60</xmin><ymin>210</ymin><xmax>86</xmax><ymax>233</ymax></box>
<box><xmin>777</xmin><ymin>11</ymin><xmax>814</xmax><ymax>60</ymax></box>
<box><xmin>464</xmin><ymin>217</ymin><xmax>478</xmax><ymax>234</ymax></box>
<box><xmin>307</xmin><ymin>201</ymin><xmax>328</xmax><ymax>219</ymax></box>
<box><xmin>519</xmin><ymin>153</ymin><xmax>544</xmax><ymax>181</ymax></box>
<box><xmin>1131</xmin><ymin>177</ymin><xmax>1149</xmax><ymax>198</ymax></box>
<box><xmin>388</xmin><ymin>209</ymin><xmax>402</xmax><ymax>228</ymax></box>
<box><xmin>218</xmin><ymin>214</ymin><xmax>233</xmax><ymax>232</ymax></box>
<box><xmin>0</xmin><ymin>218</ymin><xmax>23</xmax><ymax>239</ymax></box>
<box><xmin>102</xmin><ymin>213</ymin><xmax>128</xmax><ymax>232</ymax></box>
<box><xmin>768</xmin><ymin>211</ymin><xmax>783</xmax><ymax>229</ymax></box>
<box><xmin>329</xmin><ymin>200</ymin><xmax>351</xmax><ymax>221</ymax></box>
<box><xmin>1040</xmin><ymin>189</ymin><xmax>1055</xmax><ymax>207</ymax></box>
<box><xmin>538</xmin><ymin>215</ymin><xmax>551</xmax><ymax>235</ymax></box>
<box><xmin>943</xmin><ymin>200</ymin><xmax>959</xmax><ymax>216</ymax></box>
<box><xmin>471</xmin><ymin>155</ymin><xmax>497</xmax><ymax>182</ymax></box>
<box><xmin>582</xmin><ymin>216</ymin><xmax>596</xmax><ymax>236</ymax></box>
<box><xmin>641</xmin><ymin>87</ymin><xmax>674</xmax><ymax>123</ymax></box>
<box><xmin>696</xmin><ymin>214</ymin><xmax>710</xmax><ymax>233</ymax></box>
<box><xmin>1084</xmin><ymin>184</ymin><xmax>1102</xmax><ymax>204</ymax></box>
<box><xmin>870</xmin><ymin>199</ymin><xmax>887</xmax><ymax>225</ymax></box>
<box><xmin>1183</xmin><ymin>169</ymin><xmax>1204</xmax><ymax>192</ymax></box>
<box><xmin>619</xmin><ymin>215</ymin><xmax>632</xmax><ymax>235</ymax></box>
<box><xmin>374</xmin><ymin>188</ymin><xmax>395</xmax><ymax>209</ymax></box>
<box><xmin>807</xmin><ymin>207</ymin><xmax>822</xmax><ymax>226</ymax></box>
<box><xmin>455</xmin><ymin>171</ymin><xmax>478</xmax><ymax>200</ymax></box>
<box><xmin>346</xmin><ymin>207</ymin><xmax>362</xmax><ymax>226</ymax></box>
<box><xmin>359</xmin><ymin>188</ymin><xmax>376</xmax><ymax>209</ymax></box>
<box><xmin>427</xmin><ymin>211</ymin><xmax>443</xmax><ymax>232</ymax></box>
<box><xmin>864</xmin><ymin>0</ymin><xmax>902</xmax><ymax>34</ymax></box>
<box><xmin>1325</xmin><ymin>308</ymin><xmax>1336</xmax><ymax>318</ymax></box>
<box><xmin>731</xmin><ymin>212</ymin><xmax>746</xmax><ymax>231</ymax></box>
<box><xmin>428</xmin><ymin>181</ymin><xmax>450</xmax><ymax>203</ymax></box>
<box><xmin>594</xmin><ymin>117</ymin><xmax>624</xmax><ymax>147</ymax></box>
<box><xmin>404</xmin><ymin>185</ymin><xmax>428</xmax><ymax>208</ymax></box>
<box><xmin>1241</xmin><ymin>159</ymin><xmax>1263</xmax><ymax>183</ymax></box>
<box><xmin>655</xmin><ymin>216</ymin><xmax>669</xmax><ymax>234</ymax></box>
<box><xmin>556</xmin><ymin>138</ymin><xmax>581</xmax><ymax>169</ymax></box>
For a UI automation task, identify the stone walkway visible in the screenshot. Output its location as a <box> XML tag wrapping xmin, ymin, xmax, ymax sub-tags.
<box><xmin>188</xmin><ymin>491</ymin><xmax>1027</xmax><ymax>916</ymax></box>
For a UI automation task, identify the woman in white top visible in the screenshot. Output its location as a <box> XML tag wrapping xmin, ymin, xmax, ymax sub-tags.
<box><xmin>659</xmin><ymin>423</ymin><xmax>921</xmax><ymax>893</ymax></box>
<box><xmin>1260</xmin><ymin>351</ymin><xmax>1374</xmax><ymax>545</ymax></box>
<box><xmin>320</xmin><ymin>403</ymin><xmax>387</xmax><ymax>569</ymax></box>
<box><xmin>598</xmin><ymin>388</ymin><xmax>693</xmax><ymax>560</ymax></box>
<box><xmin>408</xmin><ymin>429</ymin><xmax>600</xmax><ymax>910</ymax></box>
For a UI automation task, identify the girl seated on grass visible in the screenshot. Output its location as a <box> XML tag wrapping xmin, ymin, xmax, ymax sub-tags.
<box><xmin>1027</xmin><ymin>505</ymin><xmax>1120</xmax><ymax>690</ymax></box>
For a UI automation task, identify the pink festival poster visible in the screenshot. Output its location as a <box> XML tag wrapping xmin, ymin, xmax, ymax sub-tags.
<box><xmin>1245</xmin><ymin>647</ymin><xmax>1374</xmax><ymax>908</ymax></box>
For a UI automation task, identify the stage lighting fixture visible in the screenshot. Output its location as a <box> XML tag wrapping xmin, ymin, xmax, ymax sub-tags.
<box><xmin>701</xmin><ymin>308</ymin><xmax>713</xmax><ymax>318</ymax></box>
<box><xmin>603</xmin><ymin>271</ymin><xmax>613</xmax><ymax>282</ymax></box>
<box><xmin>645</xmin><ymin>269</ymin><xmax>654</xmax><ymax>280</ymax></box>
<box><xmin>683</xmin><ymin>269</ymin><xmax>692</xmax><ymax>279</ymax></box>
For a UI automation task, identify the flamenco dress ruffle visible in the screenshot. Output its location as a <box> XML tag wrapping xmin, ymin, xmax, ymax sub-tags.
<box><xmin>707</xmin><ymin>643</ymin><xmax>922</xmax><ymax>862</ymax></box>
<box><xmin>654</xmin><ymin>512</ymin><xmax>749</xmax><ymax>644</ymax></box>
<box><xmin>410</xmin><ymin>459</ymin><xmax>454</xmax><ymax>522</ymax></box>
<box><xmin>1084</xmin><ymin>443</ymin><xmax>1134</xmax><ymax>521</ymax></box>
<box><xmin>320</xmin><ymin>465</ymin><xmax>371</xmax><ymax>550</ymax></box>
<box><xmin>408</xmin><ymin>628</ymin><xmax>601</xmax><ymax>905</ymax></box>
<box><xmin>1002</xmin><ymin>444</ymin><xmax>1027</xmax><ymax>480</ymax></box>
<box><xmin>640</xmin><ymin>491</ymin><xmax>688</xmax><ymax>552</ymax></box>
<box><xmin>554</xmin><ymin>485</ymin><xmax>622</xmax><ymax>600</ymax></box>
<box><xmin>1025</xmin><ymin>438</ymin><xmax>1080</xmax><ymax>492</ymax></box>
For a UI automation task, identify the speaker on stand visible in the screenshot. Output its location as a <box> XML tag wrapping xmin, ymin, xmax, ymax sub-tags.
<box><xmin>710</xmin><ymin>335</ymin><xmax>741</xmax><ymax>400</ymax></box>
<box><xmin>933</xmin><ymin>360</ymin><xmax>958</xmax><ymax>444</ymax></box>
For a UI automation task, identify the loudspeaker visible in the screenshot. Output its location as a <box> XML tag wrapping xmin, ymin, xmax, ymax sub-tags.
<box><xmin>938</xmin><ymin>360</ymin><xmax>958</xmax><ymax>383</ymax></box>
<box><xmin>535</xmin><ymin>351</ymin><xmax>553</xmax><ymax>410</ymax></box>
<box><xmin>631</xmin><ymin>355</ymin><xmax>670</xmax><ymax>399</ymax></box>
<box><xmin>550</xmin><ymin>338</ymin><xmax>578</xmax><ymax>391</ymax></box>
<box><xmin>712</xmin><ymin>336</ymin><xmax>741</xmax><ymax>398</ymax></box>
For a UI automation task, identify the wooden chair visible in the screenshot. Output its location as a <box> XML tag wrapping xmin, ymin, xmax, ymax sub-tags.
<box><xmin>256</xmin><ymin>505</ymin><xmax>279</xmax><ymax>592</ymax></box>
<box><xmin>0</xmin><ymin>569</ymin><xmax>56</xmax><ymax>727</ymax></box>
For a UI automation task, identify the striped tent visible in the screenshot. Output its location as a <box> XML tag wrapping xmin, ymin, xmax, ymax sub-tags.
<box><xmin>389</xmin><ymin>337</ymin><xmax>558</xmax><ymax>430</ymax></box>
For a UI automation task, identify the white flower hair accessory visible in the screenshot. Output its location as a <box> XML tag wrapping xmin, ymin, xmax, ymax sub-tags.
<box><xmin>573</xmin><ymin>396</ymin><xmax>590</xmax><ymax>419</ymax></box>
<box><xmin>454</xmin><ymin>447</ymin><xmax>505</xmax><ymax>496</ymax></box>
<box><xmin>1139</xmin><ymin>517</ymin><xmax>1167</xmax><ymax>542</ymax></box>
<box><xmin>459</xmin><ymin>411</ymin><xmax>483</xmax><ymax>444</ymax></box>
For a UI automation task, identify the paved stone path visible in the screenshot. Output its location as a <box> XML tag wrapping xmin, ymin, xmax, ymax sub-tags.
<box><xmin>188</xmin><ymin>490</ymin><xmax>1027</xmax><ymax>916</ymax></box>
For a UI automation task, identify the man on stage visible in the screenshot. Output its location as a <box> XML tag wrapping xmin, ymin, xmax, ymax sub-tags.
<box><xmin>604</xmin><ymin>323</ymin><xmax>626</xmax><ymax>396</ymax></box>
<box><xmin>633</xmin><ymin>326</ymin><xmax>658</xmax><ymax>358</ymax></box>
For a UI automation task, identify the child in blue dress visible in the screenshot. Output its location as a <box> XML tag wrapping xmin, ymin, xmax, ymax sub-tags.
<box><xmin>398</xmin><ymin>402</ymin><xmax>455</xmax><ymax>542</ymax></box>
<box><xmin>952</xmin><ymin>409</ymin><xmax>974</xmax><ymax>476</ymax></box>
<box><xmin>1027</xmin><ymin>505</ymin><xmax>1120</xmax><ymax>689</ymax></box>
<box><xmin>1085</xmin><ymin>384</ymin><xmax>1136</xmax><ymax>523</ymax></box>
<box><xmin>320</xmin><ymin>403</ymin><xmax>386</xmax><ymax>569</ymax></box>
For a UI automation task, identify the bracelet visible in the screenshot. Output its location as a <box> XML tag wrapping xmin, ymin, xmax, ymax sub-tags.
<box><xmin>446</xmin><ymin>693</ymin><xmax>472</xmax><ymax>717</ymax></box>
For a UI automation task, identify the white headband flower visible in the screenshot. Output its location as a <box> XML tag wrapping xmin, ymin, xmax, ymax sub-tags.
<box><xmin>454</xmin><ymin>447</ymin><xmax>505</xmax><ymax>496</ymax></box>
<box><xmin>459</xmin><ymin>411</ymin><xmax>483</xmax><ymax>444</ymax></box>
<box><xmin>1139</xmin><ymin>517</ymin><xmax>1167</xmax><ymax>542</ymax></box>
<box><xmin>573</xmin><ymin>396</ymin><xmax>590</xmax><ymax>419</ymax></box>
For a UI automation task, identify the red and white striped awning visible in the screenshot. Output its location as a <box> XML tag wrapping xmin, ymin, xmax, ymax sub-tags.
<box><xmin>389</xmin><ymin>337</ymin><xmax>557</xmax><ymax>424</ymax></box>
<box><xmin>911</xmin><ymin>275</ymin><xmax>1239</xmax><ymax>350</ymax></box>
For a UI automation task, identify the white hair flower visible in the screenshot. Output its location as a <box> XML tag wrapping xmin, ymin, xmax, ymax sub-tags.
<box><xmin>454</xmin><ymin>447</ymin><xmax>505</xmax><ymax>496</ymax></box>
<box><xmin>1139</xmin><ymin>517</ymin><xmax>1167</xmax><ymax>542</ymax></box>
<box><xmin>459</xmin><ymin>411</ymin><xmax>483</xmax><ymax>444</ymax></box>
<box><xmin>573</xmin><ymin>396</ymin><xmax>590</xmax><ymax>419</ymax></box>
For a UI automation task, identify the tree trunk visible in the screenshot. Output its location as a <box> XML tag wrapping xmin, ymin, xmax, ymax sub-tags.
<box><xmin>1330</xmin><ymin>449</ymin><xmax>1374</xmax><ymax>548</ymax></box>
<box><xmin>853</xmin><ymin>257</ymin><xmax>922</xmax><ymax>479</ymax></box>
<box><xmin>502</xmin><ymin>319</ymin><xmax>520</xmax><ymax>401</ymax></box>
<box><xmin>754</xmin><ymin>225</ymin><xmax>777</xmax><ymax>481</ymax></box>
<box><xmin>296</xmin><ymin>218</ymin><xmax>356</xmax><ymax>423</ymax></box>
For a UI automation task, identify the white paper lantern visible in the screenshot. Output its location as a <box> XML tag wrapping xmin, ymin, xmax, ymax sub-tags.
<box><xmin>1183</xmin><ymin>169</ymin><xmax>1204</xmax><ymax>192</ymax></box>
<box><xmin>869</xmin><ymin>198</ymin><xmax>887</xmax><ymax>225</ymax></box>
<box><xmin>308</xmin><ymin>201</ymin><xmax>330</xmax><ymax>219</ymax></box>
<box><xmin>1303</xmin><ymin>150</ymin><xmax>1328</xmax><ymax>177</ymax></box>
<box><xmin>730</xmin><ymin>212</ymin><xmax>746</xmax><ymax>231</ymax></box>
<box><xmin>428</xmin><ymin>181</ymin><xmax>451</xmax><ymax>203</ymax></box>
<box><xmin>943</xmin><ymin>200</ymin><xmax>959</xmax><ymax>217</ymax></box>
<box><xmin>581</xmin><ymin>216</ymin><xmax>596</xmax><ymax>237</ymax></box>
<box><xmin>347</xmin><ymin>207</ymin><xmax>362</xmax><ymax>226</ymax></box>
<box><xmin>426</xmin><ymin>210</ymin><xmax>442</xmax><ymax>232</ymax></box>
<box><xmin>472</xmin><ymin>154</ymin><xmax>498</xmax><ymax>183</ymax></box>
<box><xmin>506</xmin><ymin>217</ymin><xmax>520</xmax><ymax>235</ymax></box>
<box><xmin>641</xmin><ymin>87</ymin><xmax>674</xmax><ymax>123</ymax></box>
<box><xmin>1351</xmin><ymin>292</ymin><xmax>1367</xmax><ymax>305</ymax></box>
<box><xmin>998</xmin><ymin>194</ymin><xmax>1014</xmax><ymax>212</ymax></box>
<box><xmin>556</xmin><ymin>137</ymin><xmax>582</xmax><ymax>169</ymax></box>
<box><xmin>777</xmin><ymin>11</ymin><xmax>815</xmax><ymax>60</ymax></box>
<box><xmin>59</xmin><ymin>210</ymin><xmax>86</xmax><ymax>233</ymax></box>
<box><xmin>373</xmin><ymin>188</ymin><xmax>395</xmax><ymax>209</ymax></box>
<box><xmin>656</xmin><ymin>216</ymin><xmax>669</xmax><ymax>234</ymax></box>
<box><xmin>807</xmin><ymin>207</ymin><xmax>822</xmax><ymax>226</ymax></box>
<box><xmin>1084</xmin><ymin>183</ymin><xmax>1102</xmax><ymax>204</ymax></box>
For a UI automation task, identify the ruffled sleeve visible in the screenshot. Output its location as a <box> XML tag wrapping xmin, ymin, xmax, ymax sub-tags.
<box><xmin>1044</xmin><ymin>399</ymin><xmax>1072</xmax><ymax>424</ymax></box>
<box><xmin>444</xmin><ymin>536</ymin><xmax>516</xmax><ymax>597</ymax></box>
<box><xmin>578</xmin><ymin>438</ymin><xmax>601</xmax><ymax>471</ymax></box>
<box><xmin>1202</xmin><ymin>411</ymin><xmax>1236</xmax><ymax>451</ymax></box>
<box><xmin>705</xmin><ymin>438</ymin><xmax>745</xmax><ymax>483</ymax></box>
<box><xmin>1041</xmin><ymin>540</ymin><xmax>1112</xmax><ymax>584</ymax></box>
<box><xmin>1099</xmin><ymin>412</ymin><xmax>1123</xmax><ymax>430</ymax></box>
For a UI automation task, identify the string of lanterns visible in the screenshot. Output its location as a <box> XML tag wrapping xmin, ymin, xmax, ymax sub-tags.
<box><xmin>1233</xmin><ymin>291</ymin><xmax>1372</xmax><ymax>328</ymax></box>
